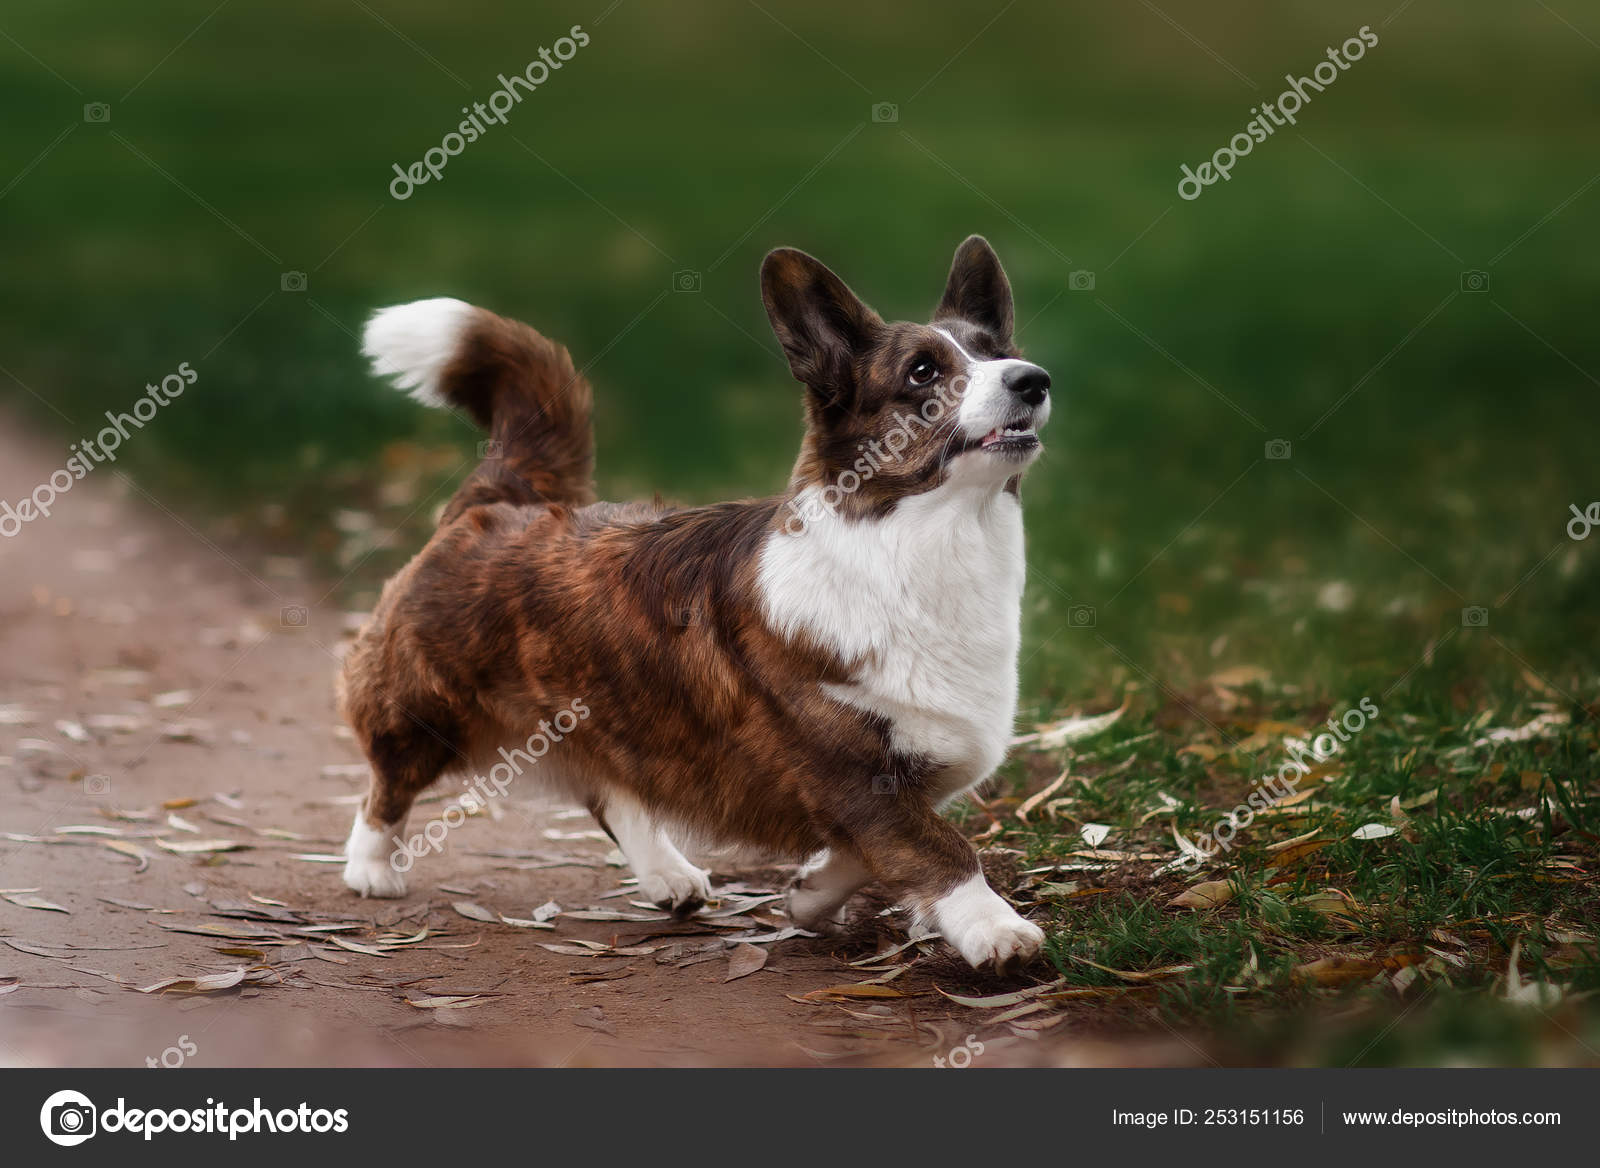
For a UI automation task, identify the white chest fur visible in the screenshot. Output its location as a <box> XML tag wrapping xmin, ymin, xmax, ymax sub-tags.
<box><xmin>758</xmin><ymin>481</ymin><xmax>1025</xmax><ymax>799</ymax></box>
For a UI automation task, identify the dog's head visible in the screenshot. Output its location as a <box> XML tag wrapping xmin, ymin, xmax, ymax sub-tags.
<box><xmin>761</xmin><ymin>235</ymin><xmax>1050</xmax><ymax>519</ymax></box>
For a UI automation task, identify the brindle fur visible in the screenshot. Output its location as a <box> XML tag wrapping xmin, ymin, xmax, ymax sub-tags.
<box><xmin>340</xmin><ymin>236</ymin><xmax>1040</xmax><ymax>925</ymax></box>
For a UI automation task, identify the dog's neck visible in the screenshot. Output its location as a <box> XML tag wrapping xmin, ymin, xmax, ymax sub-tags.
<box><xmin>756</xmin><ymin>477</ymin><xmax>1026</xmax><ymax>776</ymax></box>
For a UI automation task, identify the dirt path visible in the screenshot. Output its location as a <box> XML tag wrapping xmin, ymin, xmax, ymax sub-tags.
<box><xmin>0</xmin><ymin>418</ymin><xmax>1174</xmax><ymax>1068</ymax></box>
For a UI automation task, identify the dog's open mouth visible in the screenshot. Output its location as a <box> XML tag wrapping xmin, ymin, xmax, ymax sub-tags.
<box><xmin>956</xmin><ymin>422</ymin><xmax>1040</xmax><ymax>459</ymax></box>
<box><xmin>980</xmin><ymin>424</ymin><xmax>1038</xmax><ymax>450</ymax></box>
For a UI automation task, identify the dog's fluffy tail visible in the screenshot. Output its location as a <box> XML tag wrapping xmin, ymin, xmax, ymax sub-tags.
<box><xmin>363</xmin><ymin>298</ymin><xmax>595</xmax><ymax>514</ymax></box>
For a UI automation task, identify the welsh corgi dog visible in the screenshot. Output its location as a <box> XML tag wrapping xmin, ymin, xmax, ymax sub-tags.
<box><xmin>340</xmin><ymin>236</ymin><xmax>1051</xmax><ymax>969</ymax></box>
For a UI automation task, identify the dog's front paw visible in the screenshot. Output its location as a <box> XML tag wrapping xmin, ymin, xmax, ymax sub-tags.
<box><xmin>947</xmin><ymin>913</ymin><xmax>1045</xmax><ymax>971</ymax></box>
<box><xmin>343</xmin><ymin>815</ymin><xmax>409</xmax><ymax>899</ymax></box>
<box><xmin>639</xmin><ymin>862</ymin><xmax>713</xmax><ymax>917</ymax></box>
<box><xmin>930</xmin><ymin>874</ymin><xmax>1046</xmax><ymax>971</ymax></box>
<box><xmin>343</xmin><ymin>853</ymin><xmax>408</xmax><ymax>899</ymax></box>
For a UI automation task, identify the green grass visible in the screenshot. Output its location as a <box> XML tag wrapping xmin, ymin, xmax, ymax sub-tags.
<box><xmin>2</xmin><ymin>0</ymin><xmax>1596</xmax><ymax>1064</ymax></box>
<box><xmin>975</xmin><ymin>676</ymin><xmax>1600</xmax><ymax>1064</ymax></box>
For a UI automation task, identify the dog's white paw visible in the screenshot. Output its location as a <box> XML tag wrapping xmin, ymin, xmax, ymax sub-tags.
<box><xmin>343</xmin><ymin>814</ymin><xmax>408</xmax><ymax>899</ymax></box>
<box><xmin>785</xmin><ymin>848</ymin><xmax>869</xmax><ymax>932</ymax></box>
<box><xmin>786</xmin><ymin>884</ymin><xmax>851</xmax><ymax>933</ymax></box>
<box><xmin>947</xmin><ymin>913</ymin><xmax>1045</xmax><ymax>970</ymax></box>
<box><xmin>344</xmin><ymin>855</ymin><xmax>408</xmax><ymax>899</ymax></box>
<box><xmin>639</xmin><ymin>862</ymin><xmax>713</xmax><ymax>914</ymax></box>
<box><xmin>930</xmin><ymin>873</ymin><xmax>1046</xmax><ymax>970</ymax></box>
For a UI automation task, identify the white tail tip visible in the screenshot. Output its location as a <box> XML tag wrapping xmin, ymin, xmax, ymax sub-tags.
<box><xmin>362</xmin><ymin>297</ymin><xmax>477</xmax><ymax>407</ymax></box>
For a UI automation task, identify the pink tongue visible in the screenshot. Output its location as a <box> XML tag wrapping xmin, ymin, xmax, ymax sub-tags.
<box><xmin>980</xmin><ymin>428</ymin><xmax>1001</xmax><ymax>447</ymax></box>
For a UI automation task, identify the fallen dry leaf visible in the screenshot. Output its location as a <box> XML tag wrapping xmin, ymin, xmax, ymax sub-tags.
<box><xmin>138</xmin><ymin>966</ymin><xmax>268</xmax><ymax>995</ymax></box>
<box><xmin>324</xmin><ymin>936</ymin><xmax>390</xmax><ymax>958</ymax></box>
<box><xmin>935</xmin><ymin>980</ymin><xmax>1067</xmax><ymax>1008</ymax></box>
<box><xmin>1</xmin><ymin>891</ymin><xmax>69</xmax><ymax>913</ymax></box>
<box><xmin>793</xmin><ymin>983</ymin><xmax>911</xmax><ymax>1003</ymax></box>
<box><xmin>1291</xmin><ymin>954</ymin><xmax>1415</xmax><ymax>987</ymax></box>
<box><xmin>1016</xmin><ymin>694</ymin><xmax>1132</xmax><ymax>752</ymax></box>
<box><xmin>4</xmin><ymin>939</ymin><xmax>71</xmax><ymax>958</ymax></box>
<box><xmin>99</xmin><ymin>839</ymin><xmax>150</xmax><ymax>872</ymax></box>
<box><xmin>1470</xmin><ymin>711</ymin><xmax>1569</xmax><ymax>748</ymax></box>
<box><xmin>846</xmin><ymin>934</ymin><xmax>940</xmax><ymax>966</ymax></box>
<box><xmin>1079</xmin><ymin>823</ymin><xmax>1112</xmax><ymax>848</ymax></box>
<box><xmin>724</xmin><ymin>943</ymin><xmax>768</xmax><ymax>982</ymax></box>
<box><xmin>1168</xmin><ymin>880</ymin><xmax>1235</xmax><ymax>910</ymax></box>
<box><xmin>990</xmin><ymin>1001</ymin><xmax>1052</xmax><ymax>1024</ymax></box>
<box><xmin>1265</xmin><ymin>826</ymin><xmax>1324</xmax><ymax>852</ymax></box>
<box><xmin>1069</xmin><ymin>956</ymin><xmax>1193</xmax><ymax>982</ymax></box>
<box><xmin>1296</xmin><ymin>890</ymin><xmax>1360</xmax><ymax>922</ymax></box>
<box><xmin>538</xmin><ymin>942</ymin><xmax>653</xmax><ymax>957</ymax></box>
<box><xmin>562</xmin><ymin>908</ymin><xmax>670</xmax><ymax>922</ymax></box>
<box><xmin>1016</xmin><ymin>770</ymin><xmax>1069</xmax><ymax>823</ymax></box>
<box><xmin>154</xmin><ymin>838</ymin><xmax>247</xmax><ymax>855</ymax></box>
<box><xmin>154</xmin><ymin>921</ymin><xmax>282</xmax><ymax>941</ymax></box>
<box><xmin>496</xmin><ymin>914</ymin><xmax>555</xmax><ymax>929</ymax></box>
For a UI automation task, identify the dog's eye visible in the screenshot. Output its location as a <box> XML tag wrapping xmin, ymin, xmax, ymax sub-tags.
<box><xmin>907</xmin><ymin>358</ymin><xmax>938</xmax><ymax>387</ymax></box>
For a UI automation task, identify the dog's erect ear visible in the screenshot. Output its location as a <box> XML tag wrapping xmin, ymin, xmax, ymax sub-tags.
<box><xmin>761</xmin><ymin>248</ymin><xmax>883</xmax><ymax>406</ymax></box>
<box><xmin>935</xmin><ymin>235</ymin><xmax>1014</xmax><ymax>344</ymax></box>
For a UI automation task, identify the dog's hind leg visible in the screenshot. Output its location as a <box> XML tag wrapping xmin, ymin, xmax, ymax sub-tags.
<box><xmin>786</xmin><ymin>848</ymin><xmax>870</xmax><ymax>932</ymax></box>
<box><xmin>588</xmin><ymin>789</ymin><xmax>712</xmax><ymax>916</ymax></box>
<box><xmin>343</xmin><ymin>723</ymin><xmax>459</xmax><ymax>899</ymax></box>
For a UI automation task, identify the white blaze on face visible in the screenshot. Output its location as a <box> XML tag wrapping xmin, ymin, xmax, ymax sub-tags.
<box><xmin>932</xmin><ymin>328</ymin><xmax>1050</xmax><ymax>485</ymax></box>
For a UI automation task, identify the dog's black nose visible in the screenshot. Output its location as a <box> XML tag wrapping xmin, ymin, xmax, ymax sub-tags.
<box><xmin>1003</xmin><ymin>364</ymin><xmax>1050</xmax><ymax>406</ymax></box>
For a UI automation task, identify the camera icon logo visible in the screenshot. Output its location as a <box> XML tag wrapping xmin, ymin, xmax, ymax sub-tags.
<box><xmin>1461</xmin><ymin>605</ymin><xmax>1489</xmax><ymax>628</ymax></box>
<box><xmin>871</xmin><ymin>102</ymin><xmax>899</xmax><ymax>123</ymax></box>
<box><xmin>280</xmin><ymin>605</ymin><xmax>308</xmax><ymax>627</ymax></box>
<box><xmin>1068</xmin><ymin>604</ymin><xmax>1097</xmax><ymax>628</ymax></box>
<box><xmin>83</xmin><ymin>774</ymin><xmax>111</xmax><ymax>797</ymax></box>
<box><xmin>671</xmin><ymin>269</ymin><xmax>702</xmax><ymax>292</ymax></box>
<box><xmin>1068</xmin><ymin>270</ymin><xmax>1095</xmax><ymax>292</ymax></box>
<box><xmin>1265</xmin><ymin>438</ymin><xmax>1292</xmax><ymax>460</ymax></box>
<box><xmin>280</xmin><ymin>271</ymin><xmax>308</xmax><ymax>293</ymax></box>
<box><xmin>477</xmin><ymin>439</ymin><xmax>503</xmax><ymax>459</ymax></box>
<box><xmin>871</xmin><ymin>773</ymin><xmax>898</xmax><ymax>795</ymax></box>
<box><xmin>83</xmin><ymin>102</ymin><xmax>111</xmax><ymax>124</ymax></box>
<box><xmin>1460</xmin><ymin>270</ymin><xmax>1489</xmax><ymax>293</ymax></box>
<box><xmin>40</xmin><ymin>1089</ymin><xmax>97</xmax><ymax>1146</ymax></box>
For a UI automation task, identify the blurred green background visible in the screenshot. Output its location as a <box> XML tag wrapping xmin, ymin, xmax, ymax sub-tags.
<box><xmin>2</xmin><ymin>0</ymin><xmax>1596</xmax><ymax>714</ymax></box>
